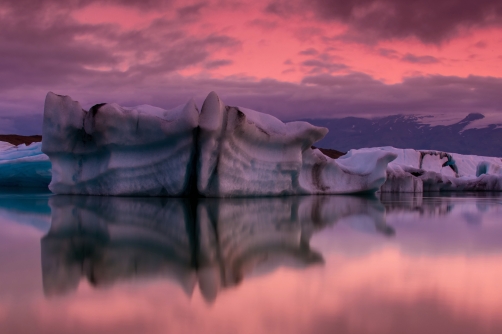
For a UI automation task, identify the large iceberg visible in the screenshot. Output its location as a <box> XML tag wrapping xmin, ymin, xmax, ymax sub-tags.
<box><xmin>0</xmin><ymin>141</ymin><xmax>51</xmax><ymax>188</ymax></box>
<box><xmin>40</xmin><ymin>91</ymin><xmax>396</xmax><ymax>196</ymax></box>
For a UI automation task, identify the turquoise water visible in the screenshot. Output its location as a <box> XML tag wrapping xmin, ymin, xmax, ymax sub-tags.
<box><xmin>0</xmin><ymin>191</ymin><xmax>501</xmax><ymax>334</ymax></box>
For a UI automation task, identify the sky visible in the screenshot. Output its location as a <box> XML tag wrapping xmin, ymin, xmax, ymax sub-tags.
<box><xmin>1</xmin><ymin>0</ymin><xmax>502</xmax><ymax>134</ymax></box>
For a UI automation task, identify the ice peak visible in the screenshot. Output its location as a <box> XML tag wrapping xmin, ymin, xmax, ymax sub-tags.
<box><xmin>199</xmin><ymin>91</ymin><xmax>226</xmax><ymax>132</ymax></box>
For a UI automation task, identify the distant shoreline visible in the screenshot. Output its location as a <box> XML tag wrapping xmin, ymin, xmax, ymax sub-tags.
<box><xmin>0</xmin><ymin>134</ymin><xmax>42</xmax><ymax>146</ymax></box>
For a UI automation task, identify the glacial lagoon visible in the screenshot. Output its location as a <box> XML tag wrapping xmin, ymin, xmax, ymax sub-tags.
<box><xmin>0</xmin><ymin>191</ymin><xmax>501</xmax><ymax>334</ymax></box>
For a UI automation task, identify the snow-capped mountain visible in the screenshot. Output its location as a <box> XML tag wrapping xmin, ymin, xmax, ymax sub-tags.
<box><xmin>304</xmin><ymin>113</ymin><xmax>502</xmax><ymax>157</ymax></box>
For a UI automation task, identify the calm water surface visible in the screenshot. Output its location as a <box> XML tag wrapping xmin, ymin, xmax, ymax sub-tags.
<box><xmin>0</xmin><ymin>191</ymin><xmax>501</xmax><ymax>334</ymax></box>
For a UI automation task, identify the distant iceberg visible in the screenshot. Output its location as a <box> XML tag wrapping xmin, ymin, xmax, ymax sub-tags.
<box><xmin>359</xmin><ymin>147</ymin><xmax>502</xmax><ymax>192</ymax></box>
<box><xmin>0</xmin><ymin>141</ymin><xmax>51</xmax><ymax>188</ymax></box>
<box><xmin>39</xmin><ymin>91</ymin><xmax>396</xmax><ymax>196</ymax></box>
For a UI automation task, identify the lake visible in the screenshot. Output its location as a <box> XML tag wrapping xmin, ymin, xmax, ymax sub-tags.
<box><xmin>0</xmin><ymin>191</ymin><xmax>501</xmax><ymax>334</ymax></box>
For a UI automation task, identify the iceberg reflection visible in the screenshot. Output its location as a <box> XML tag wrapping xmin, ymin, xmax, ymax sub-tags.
<box><xmin>379</xmin><ymin>192</ymin><xmax>502</xmax><ymax>218</ymax></box>
<box><xmin>41</xmin><ymin>195</ymin><xmax>390</xmax><ymax>301</ymax></box>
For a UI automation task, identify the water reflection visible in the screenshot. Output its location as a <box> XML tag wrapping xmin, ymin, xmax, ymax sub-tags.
<box><xmin>379</xmin><ymin>192</ymin><xmax>502</xmax><ymax>215</ymax></box>
<box><xmin>2</xmin><ymin>191</ymin><xmax>502</xmax><ymax>333</ymax></box>
<box><xmin>41</xmin><ymin>195</ymin><xmax>391</xmax><ymax>301</ymax></box>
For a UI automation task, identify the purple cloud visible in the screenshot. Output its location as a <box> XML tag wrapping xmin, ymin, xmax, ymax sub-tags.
<box><xmin>265</xmin><ymin>0</ymin><xmax>502</xmax><ymax>44</ymax></box>
<box><xmin>204</xmin><ymin>59</ymin><xmax>233</xmax><ymax>69</ymax></box>
<box><xmin>299</xmin><ymin>48</ymin><xmax>319</xmax><ymax>56</ymax></box>
<box><xmin>301</xmin><ymin>60</ymin><xmax>348</xmax><ymax>73</ymax></box>
<box><xmin>401</xmin><ymin>53</ymin><xmax>440</xmax><ymax>64</ymax></box>
<box><xmin>378</xmin><ymin>48</ymin><xmax>399</xmax><ymax>59</ymax></box>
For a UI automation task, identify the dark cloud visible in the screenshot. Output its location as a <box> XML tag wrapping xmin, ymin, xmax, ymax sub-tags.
<box><xmin>474</xmin><ymin>41</ymin><xmax>488</xmax><ymax>48</ymax></box>
<box><xmin>401</xmin><ymin>53</ymin><xmax>440</xmax><ymax>64</ymax></box>
<box><xmin>246</xmin><ymin>19</ymin><xmax>278</xmax><ymax>31</ymax></box>
<box><xmin>265</xmin><ymin>0</ymin><xmax>502</xmax><ymax>44</ymax></box>
<box><xmin>378</xmin><ymin>48</ymin><xmax>399</xmax><ymax>59</ymax></box>
<box><xmin>204</xmin><ymin>59</ymin><xmax>233</xmax><ymax>69</ymax></box>
<box><xmin>264</xmin><ymin>1</ymin><xmax>288</xmax><ymax>16</ymax></box>
<box><xmin>177</xmin><ymin>1</ymin><xmax>208</xmax><ymax>18</ymax></box>
<box><xmin>299</xmin><ymin>48</ymin><xmax>319</xmax><ymax>56</ymax></box>
<box><xmin>0</xmin><ymin>0</ymin><xmax>175</xmax><ymax>14</ymax></box>
<box><xmin>298</xmin><ymin>52</ymin><xmax>348</xmax><ymax>74</ymax></box>
<box><xmin>0</xmin><ymin>0</ymin><xmax>240</xmax><ymax>91</ymax></box>
<box><xmin>301</xmin><ymin>72</ymin><xmax>381</xmax><ymax>87</ymax></box>
<box><xmin>352</xmin><ymin>48</ymin><xmax>441</xmax><ymax>67</ymax></box>
<box><xmin>301</xmin><ymin>60</ymin><xmax>348</xmax><ymax>73</ymax></box>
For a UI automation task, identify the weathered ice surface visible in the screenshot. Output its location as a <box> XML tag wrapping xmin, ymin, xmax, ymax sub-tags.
<box><xmin>0</xmin><ymin>141</ymin><xmax>51</xmax><ymax>188</ymax></box>
<box><xmin>42</xmin><ymin>92</ymin><xmax>199</xmax><ymax>195</ymax></box>
<box><xmin>197</xmin><ymin>92</ymin><xmax>396</xmax><ymax>196</ymax></box>
<box><xmin>299</xmin><ymin>146</ymin><xmax>396</xmax><ymax>195</ymax></box>
<box><xmin>41</xmin><ymin>195</ymin><xmax>390</xmax><ymax>301</ymax></box>
<box><xmin>368</xmin><ymin>147</ymin><xmax>502</xmax><ymax>192</ymax></box>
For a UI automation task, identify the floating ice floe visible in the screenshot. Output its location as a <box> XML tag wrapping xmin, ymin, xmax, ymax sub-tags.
<box><xmin>40</xmin><ymin>91</ymin><xmax>396</xmax><ymax>196</ymax></box>
<box><xmin>353</xmin><ymin>147</ymin><xmax>502</xmax><ymax>192</ymax></box>
<box><xmin>0</xmin><ymin>141</ymin><xmax>51</xmax><ymax>188</ymax></box>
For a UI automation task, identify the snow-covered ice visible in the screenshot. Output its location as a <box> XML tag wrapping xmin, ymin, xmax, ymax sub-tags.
<box><xmin>0</xmin><ymin>141</ymin><xmax>51</xmax><ymax>188</ymax></box>
<box><xmin>42</xmin><ymin>92</ymin><xmax>199</xmax><ymax>196</ymax></box>
<box><xmin>362</xmin><ymin>146</ymin><xmax>502</xmax><ymax>192</ymax></box>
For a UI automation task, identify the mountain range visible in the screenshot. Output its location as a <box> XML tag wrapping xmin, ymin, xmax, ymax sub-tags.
<box><xmin>304</xmin><ymin>113</ymin><xmax>502</xmax><ymax>157</ymax></box>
